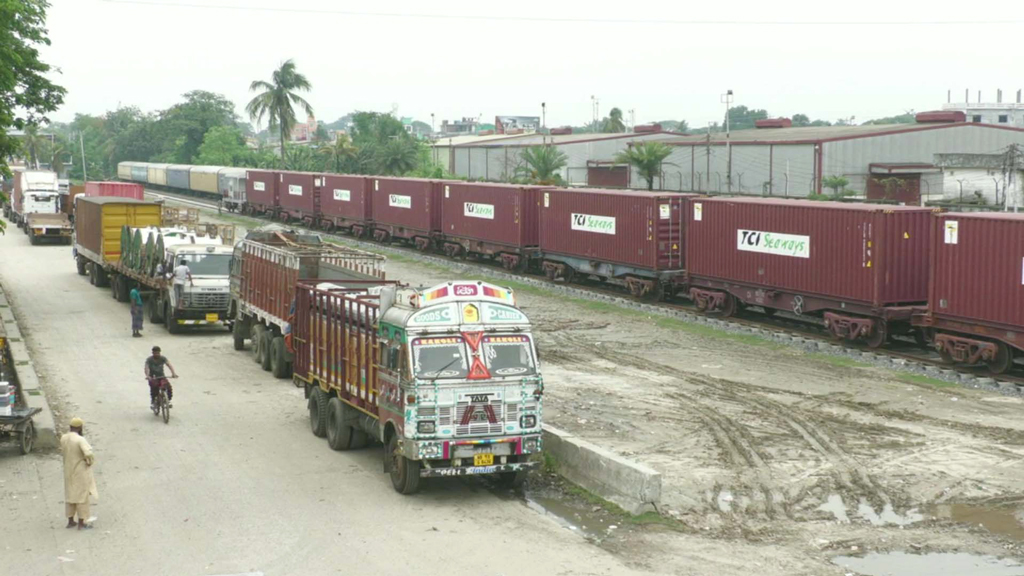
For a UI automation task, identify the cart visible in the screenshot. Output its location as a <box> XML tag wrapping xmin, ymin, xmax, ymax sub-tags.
<box><xmin>0</xmin><ymin>407</ymin><xmax>41</xmax><ymax>455</ymax></box>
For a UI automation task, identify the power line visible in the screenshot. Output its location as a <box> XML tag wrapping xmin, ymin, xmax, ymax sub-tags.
<box><xmin>97</xmin><ymin>1</ymin><xmax>1024</xmax><ymax>26</ymax></box>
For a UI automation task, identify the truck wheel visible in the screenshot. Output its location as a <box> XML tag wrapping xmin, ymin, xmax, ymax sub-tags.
<box><xmin>496</xmin><ymin>469</ymin><xmax>528</xmax><ymax>490</ymax></box>
<box><xmin>387</xmin><ymin>434</ymin><xmax>421</xmax><ymax>494</ymax></box>
<box><xmin>148</xmin><ymin>298</ymin><xmax>164</xmax><ymax>324</ymax></box>
<box><xmin>110</xmin><ymin>275</ymin><xmax>119</xmax><ymax>300</ymax></box>
<box><xmin>232</xmin><ymin>318</ymin><xmax>247</xmax><ymax>351</ymax></box>
<box><xmin>326</xmin><ymin>397</ymin><xmax>353</xmax><ymax>451</ymax></box>
<box><xmin>28</xmin><ymin>234</ymin><xmax>37</xmax><ymax>245</ymax></box>
<box><xmin>76</xmin><ymin>256</ymin><xmax>87</xmax><ymax>276</ymax></box>
<box><xmin>88</xmin><ymin>263</ymin><xmax>97</xmax><ymax>286</ymax></box>
<box><xmin>166</xmin><ymin>303</ymin><xmax>181</xmax><ymax>334</ymax></box>
<box><xmin>95</xmin><ymin>266</ymin><xmax>109</xmax><ymax>288</ymax></box>
<box><xmin>251</xmin><ymin>324</ymin><xmax>265</xmax><ymax>363</ymax></box>
<box><xmin>350</xmin><ymin>428</ymin><xmax>371</xmax><ymax>449</ymax></box>
<box><xmin>259</xmin><ymin>330</ymin><xmax>273</xmax><ymax>371</ymax></box>
<box><xmin>117</xmin><ymin>278</ymin><xmax>131</xmax><ymax>303</ymax></box>
<box><xmin>309</xmin><ymin>388</ymin><xmax>328</xmax><ymax>438</ymax></box>
<box><xmin>270</xmin><ymin>336</ymin><xmax>289</xmax><ymax>378</ymax></box>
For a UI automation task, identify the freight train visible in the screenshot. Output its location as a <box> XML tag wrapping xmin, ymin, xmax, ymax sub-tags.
<box><xmin>118</xmin><ymin>161</ymin><xmax>1024</xmax><ymax>374</ymax></box>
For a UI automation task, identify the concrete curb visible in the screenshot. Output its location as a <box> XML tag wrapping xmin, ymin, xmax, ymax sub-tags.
<box><xmin>542</xmin><ymin>425</ymin><xmax>661</xmax><ymax>515</ymax></box>
<box><xmin>0</xmin><ymin>283</ymin><xmax>57</xmax><ymax>449</ymax></box>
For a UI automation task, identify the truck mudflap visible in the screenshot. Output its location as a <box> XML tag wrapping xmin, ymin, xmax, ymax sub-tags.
<box><xmin>419</xmin><ymin>460</ymin><xmax>539</xmax><ymax>478</ymax></box>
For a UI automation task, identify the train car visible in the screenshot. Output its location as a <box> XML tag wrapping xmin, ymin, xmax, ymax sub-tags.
<box><xmin>167</xmin><ymin>165</ymin><xmax>191</xmax><ymax>191</ymax></box>
<box><xmin>439</xmin><ymin>182</ymin><xmax>541</xmax><ymax>271</ymax></box>
<box><xmin>913</xmin><ymin>212</ymin><xmax>1024</xmax><ymax>373</ymax></box>
<box><xmin>116</xmin><ymin>162</ymin><xmax>132</xmax><ymax>181</ymax></box>
<box><xmin>147</xmin><ymin>163</ymin><xmax>171</xmax><ymax>187</ymax></box>
<box><xmin>369</xmin><ymin>177</ymin><xmax>442</xmax><ymax>251</ymax></box>
<box><xmin>278</xmin><ymin>171</ymin><xmax>318</xmax><ymax>225</ymax></box>
<box><xmin>686</xmin><ymin>197</ymin><xmax>934</xmax><ymax>347</ymax></box>
<box><xmin>189</xmin><ymin>166</ymin><xmax>221</xmax><ymax>196</ymax></box>
<box><xmin>538</xmin><ymin>188</ymin><xmax>690</xmax><ymax>298</ymax></box>
<box><xmin>218</xmin><ymin>168</ymin><xmax>247</xmax><ymax>212</ymax></box>
<box><xmin>245</xmin><ymin>169</ymin><xmax>279</xmax><ymax>215</ymax></box>
<box><xmin>319</xmin><ymin>174</ymin><xmax>371</xmax><ymax>236</ymax></box>
<box><xmin>131</xmin><ymin>163</ymin><xmax>149</xmax><ymax>183</ymax></box>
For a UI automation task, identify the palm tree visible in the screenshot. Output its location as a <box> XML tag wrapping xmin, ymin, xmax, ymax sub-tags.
<box><xmin>20</xmin><ymin>125</ymin><xmax>47</xmax><ymax>168</ymax></box>
<box><xmin>604</xmin><ymin>108</ymin><xmax>626</xmax><ymax>133</ymax></box>
<box><xmin>246</xmin><ymin>59</ymin><xmax>314</xmax><ymax>162</ymax></box>
<box><xmin>517</xmin><ymin>145</ymin><xmax>568</xmax><ymax>185</ymax></box>
<box><xmin>614</xmin><ymin>141</ymin><xmax>674</xmax><ymax>190</ymax></box>
<box><xmin>45</xmin><ymin>140</ymin><xmax>68</xmax><ymax>176</ymax></box>
<box><xmin>284</xmin><ymin>145</ymin><xmax>320</xmax><ymax>171</ymax></box>
<box><xmin>377</xmin><ymin>139</ymin><xmax>420</xmax><ymax>175</ymax></box>
<box><xmin>318</xmin><ymin>134</ymin><xmax>358</xmax><ymax>173</ymax></box>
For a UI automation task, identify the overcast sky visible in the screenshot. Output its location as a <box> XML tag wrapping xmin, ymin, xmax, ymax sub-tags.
<box><xmin>42</xmin><ymin>0</ymin><xmax>1022</xmax><ymax>129</ymax></box>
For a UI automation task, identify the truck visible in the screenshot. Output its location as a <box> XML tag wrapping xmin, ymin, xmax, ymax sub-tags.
<box><xmin>229</xmin><ymin>226</ymin><xmax>387</xmax><ymax>378</ymax></box>
<box><xmin>73</xmin><ymin>196</ymin><xmax>235</xmax><ymax>334</ymax></box>
<box><xmin>10</xmin><ymin>170</ymin><xmax>71</xmax><ymax>245</ymax></box>
<box><xmin>293</xmin><ymin>279</ymin><xmax>543</xmax><ymax>494</ymax></box>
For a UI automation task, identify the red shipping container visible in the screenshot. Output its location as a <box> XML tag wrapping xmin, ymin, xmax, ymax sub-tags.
<box><xmin>278</xmin><ymin>171</ymin><xmax>318</xmax><ymax>221</ymax></box>
<box><xmin>319</xmin><ymin>174</ymin><xmax>371</xmax><ymax>233</ymax></box>
<box><xmin>84</xmin><ymin>181</ymin><xmax>144</xmax><ymax>200</ymax></box>
<box><xmin>440</xmin><ymin>182</ymin><xmax>541</xmax><ymax>253</ymax></box>
<box><xmin>369</xmin><ymin>177</ymin><xmax>442</xmax><ymax>243</ymax></box>
<box><xmin>686</xmin><ymin>198</ymin><xmax>933</xmax><ymax>307</ymax></box>
<box><xmin>539</xmin><ymin>188</ymin><xmax>690</xmax><ymax>273</ymax></box>
<box><xmin>246</xmin><ymin>170</ymin><xmax>278</xmax><ymax>212</ymax></box>
<box><xmin>929</xmin><ymin>212</ymin><xmax>1024</xmax><ymax>329</ymax></box>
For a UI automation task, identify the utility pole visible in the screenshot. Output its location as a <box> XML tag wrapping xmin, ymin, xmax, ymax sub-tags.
<box><xmin>721</xmin><ymin>90</ymin><xmax>734</xmax><ymax>191</ymax></box>
<box><xmin>706</xmin><ymin>122</ymin><xmax>712</xmax><ymax>192</ymax></box>
<box><xmin>541</xmin><ymin>102</ymin><xmax>546</xmax><ymax>130</ymax></box>
<box><xmin>79</xmin><ymin>132</ymin><xmax>87</xmax><ymax>182</ymax></box>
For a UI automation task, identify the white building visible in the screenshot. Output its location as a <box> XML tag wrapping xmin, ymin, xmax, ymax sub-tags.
<box><xmin>942</xmin><ymin>90</ymin><xmax>1024</xmax><ymax>126</ymax></box>
<box><xmin>934</xmin><ymin>152</ymin><xmax>1024</xmax><ymax>208</ymax></box>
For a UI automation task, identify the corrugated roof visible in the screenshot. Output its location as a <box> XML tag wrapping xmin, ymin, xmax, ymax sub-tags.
<box><xmin>430</xmin><ymin>133</ymin><xmax>535</xmax><ymax>147</ymax></box>
<box><xmin>661</xmin><ymin>122</ymin><xmax>1024</xmax><ymax>145</ymax></box>
<box><xmin>455</xmin><ymin>131</ymin><xmax>682</xmax><ymax>148</ymax></box>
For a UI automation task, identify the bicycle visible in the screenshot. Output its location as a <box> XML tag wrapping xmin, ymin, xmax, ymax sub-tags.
<box><xmin>148</xmin><ymin>375</ymin><xmax>177</xmax><ymax>424</ymax></box>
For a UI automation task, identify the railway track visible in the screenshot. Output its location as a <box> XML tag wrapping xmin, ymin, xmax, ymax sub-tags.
<box><xmin>144</xmin><ymin>189</ymin><xmax>1024</xmax><ymax>390</ymax></box>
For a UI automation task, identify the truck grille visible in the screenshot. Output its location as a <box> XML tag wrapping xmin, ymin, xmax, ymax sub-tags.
<box><xmin>455</xmin><ymin>400</ymin><xmax>504</xmax><ymax>436</ymax></box>
<box><xmin>186</xmin><ymin>292</ymin><xmax>229</xmax><ymax>310</ymax></box>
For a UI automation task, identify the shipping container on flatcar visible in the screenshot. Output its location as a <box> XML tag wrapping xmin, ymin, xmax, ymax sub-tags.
<box><xmin>117</xmin><ymin>162</ymin><xmax>133</xmax><ymax>181</ymax></box>
<box><xmin>686</xmin><ymin>197</ymin><xmax>934</xmax><ymax>347</ymax></box>
<box><xmin>147</xmin><ymin>163</ymin><xmax>171</xmax><ymax>187</ymax></box>
<box><xmin>189</xmin><ymin>166</ymin><xmax>221</xmax><ymax>196</ymax></box>
<box><xmin>369</xmin><ymin>177</ymin><xmax>442</xmax><ymax>250</ymax></box>
<box><xmin>166</xmin><ymin>165</ymin><xmax>191</xmax><ymax>191</ymax></box>
<box><xmin>439</xmin><ymin>182</ymin><xmax>541</xmax><ymax>271</ymax></box>
<box><xmin>130</xmin><ymin>163</ymin><xmax>149</xmax><ymax>183</ymax></box>
<box><xmin>913</xmin><ymin>212</ymin><xmax>1024</xmax><ymax>373</ymax></box>
<box><xmin>245</xmin><ymin>169</ymin><xmax>279</xmax><ymax>215</ymax></box>
<box><xmin>278</xmin><ymin>171</ymin><xmax>318</xmax><ymax>225</ymax></box>
<box><xmin>538</xmin><ymin>188</ymin><xmax>691</xmax><ymax>298</ymax></box>
<box><xmin>218</xmin><ymin>168</ymin><xmax>247</xmax><ymax>212</ymax></box>
<box><xmin>319</xmin><ymin>174</ymin><xmax>371</xmax><ymax>236</ymax></box>
<box><xmin>84</xmin><ymin>181</ymin><xmax>144</xmax><ymax>200</ymax></box>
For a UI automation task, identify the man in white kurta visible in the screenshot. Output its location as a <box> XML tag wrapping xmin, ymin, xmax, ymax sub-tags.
<box><xmin>60</xmin><ymin>417</ymin><xmax>98</xmax><ymax>530</ymax></box>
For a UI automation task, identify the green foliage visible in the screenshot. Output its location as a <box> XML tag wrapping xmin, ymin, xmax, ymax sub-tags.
<box><xmin>791</xmin><ymin>113</ymin><xmax>832</xmax><ymax>127</ymax></box>
<box><xmin>246</xmin><ymin>59</ymin><xmax>314</xmax><ymax>161</ymax></box>
<box><xmin>862</xmin><ymin>112</ymin><xmax>916</xmax><ymax>125</ymax></box>
<box><xmin>195</xmin><ymin>126</ymin><xmax>249</xmax><ymax>166</ymax></box>
<box><xmin>19</xmin><ymin>124</ymin><xmax>46</xmax><ymax>168</ymax></box>
<box><xmin>821</xmin><ymin>175</ymin><xmax>849</xmax><ymax>195</ymax></box>
<box><xmin>283</xmin><ymin>145</ymin><xmax>319</xmax><ymax>171</ymax></box>
<box><xmin>516</xmin><ymin>145</ymin><xmax>567</xmax><ymax>185</ymax></box>
<box><xmin>604</xmin><ymin>107</ymin><xmax>626</xmax><ymax>133</ymax></box>
<box><xmin>318</xmin><ymin>133</ymin><xmax>358</xmax><ymax>173</ymax></box>
<box><xmin>614</xmin><ymin>141</ymin><xmax>674</xmax><ymax>190</ymax></box>
<box><xmin>376</xmin><ymin>138</ymin><xmax>421</xmax><ymax>175</ymax></box>
<box><xmin>347</xmin><ymin>111</ymin><xmax>429</xmax><ymax>176</ymax></box>
<box><xmin>159</xmin><ymin>90</ymin><xmax>239</xmax><ymax>163</ymax></box>
<box><xmin>725</xmin><ymin>105</ymin><xmax>769</xmax><ymax>131</ymax></box>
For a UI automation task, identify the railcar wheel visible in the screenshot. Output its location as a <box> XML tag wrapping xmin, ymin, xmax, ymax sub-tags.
<box><xmin>866</xmin><ymin>320</ymin><xmax>888</xmax><ymax>349</ymax></box>
<box><xmin>987</xmin><ymin>342</ymin><xmax>1013</xmax><ymax>374</ymax></box>
<box><xmin>716</xmin><ymin>294</ymin><xmax>737</xmax><ymax>318</ymax></box>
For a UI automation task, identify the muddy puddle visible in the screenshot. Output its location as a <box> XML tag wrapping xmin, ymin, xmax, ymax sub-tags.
<box><xmin>816</xmin><ymin>494</ymin><xmax>921</xmax><ymax>526</ymax></box>
<box><xmin>521</xmin><ymin>487</ymin><xmax>620</xmax><ymax>542</ymax></box>
<box><xmin>833</xmin><ymin>552</ymin><xmax>1024</xmax><ymax>576</ymax></box>
<box><xmin>930</xmin><ymin>502</ymin><xmax>1024</xmax><ymax>542</ymax></box>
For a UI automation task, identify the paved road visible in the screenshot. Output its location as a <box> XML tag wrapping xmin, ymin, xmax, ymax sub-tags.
<box><xmin>0</xmin><ymin>220</ymin><xmax>641</xmax><ymax>576</ymax></box>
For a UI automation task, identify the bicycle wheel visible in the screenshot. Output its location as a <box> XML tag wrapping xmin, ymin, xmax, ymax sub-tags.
<box><xmin>161</xmin><ymin>390</ymin><xmax>170</xmax><ymax>424</ymax></box>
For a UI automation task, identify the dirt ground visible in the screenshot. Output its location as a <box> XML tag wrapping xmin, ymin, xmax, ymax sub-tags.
<box><xmin>196</xmin><ymin>204</ymin><xmax>1024</xmax><ymax>574</ymax></box>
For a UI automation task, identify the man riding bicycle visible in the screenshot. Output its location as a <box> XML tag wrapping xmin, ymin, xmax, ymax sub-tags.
<box><xmin>144</xmin><ymin>346</ymin><xmax>178</xmax><ymax>409</ymax></box>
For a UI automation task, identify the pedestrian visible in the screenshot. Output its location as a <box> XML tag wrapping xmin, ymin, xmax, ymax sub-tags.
<box><xmin>60</xmin><ymin>417</ymin><xmax>98</xmax><ymax>530</ymax></box>
<box><xmin>168</xmin><ymin>259</ymin><xmax>193</xmax><ymax>310</ymax></box>
<box><xmin>130</xmin><ymin>285</ymin><xmax>144</xmax><ymax>337</ymax></box>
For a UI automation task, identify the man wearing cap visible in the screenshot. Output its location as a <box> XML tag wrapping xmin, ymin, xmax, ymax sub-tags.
<box><xmin>60</xmin><ymin>418</ymin><xmax>98</xmax><ymax>530</ymax></box>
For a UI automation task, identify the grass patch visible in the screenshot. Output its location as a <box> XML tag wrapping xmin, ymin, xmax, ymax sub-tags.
<box><xmin>653</xmin><ymin>316</ymin><xmax>785</xmax><ymax>349</ymax></box>
<box><xmin>807</xmin><ymin>353</ymin><xmax>871</xmax><ymax>369</ymax></box>
<box><xmin>895</xmin><ymin>372</ymin><xmax>958</xmax><ymax>388</ymax></box>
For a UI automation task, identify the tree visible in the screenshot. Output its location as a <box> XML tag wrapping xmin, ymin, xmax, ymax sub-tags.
<box><xmin>676</xmin><ymin>120</ymin><xmax>689</xmax><ymax>133</ymax></box>
<box><xmin>19</xmin><ymin>124</ymin><xmax>47</xmax><ymax>168</ymax></box>
<box><xmin>348</xmin><ymin>111</ymin><xmax>425</xmax><ymax>175</ymax></box>
<box><xmin>604</xmin><ymin>107</ymin><xmax>626</xmax><ymax>133</ymax></box>
<box><xmin>283</xmin><ymin>145</ymin><xmax>320</xmax><ymax>172</ymax></box>
<box><xmin>862</xmin><ymin>112</ymin><xmax>916</xmax><ymax>125</ymax></box>
<box><xmin>792</xmin><ymin>114</ymin><xmax>811</xmax><ymax>127</ymax></box>
<box><xmin>377</xmin><ymin>139</ymin><xmax>420</xmax><ymax>175</ymax></box>
<box><xmin>43</xmin><ymin>137</ymin><xmax>68</xmax><ymax>176</ymax></box>
<box><xmin>313</xmin><ymin>123</ymin><xmax>329</xmax><ymax>143</ymax></box>
<box><xmin>516</xmin><ymin>146</ymin><xmax>567</xmax><ymax>185</ymax></box>
<box><xmin>725</xmin><ymin>105</ymin><xmax>769</xmax><ymax>131</ymax></box>
<box><xmin>246</xmin><ymin>59</ymin><xmax>314</xmax><ymax>162</ymax></box>
<box><xmin>318</xmin><ymin>134</ymin><xmax>358</xmax><ymax>173</ymax></box>
<box><xmin>195</xmin><ymin>126</ymin><xmax>249</xmax><ymax>166</ymax></box>
<box><xmin>822</xmin><ymin>175</ymin><xmax>850</xmax><ymax>197</ymax></box>
<box><xmin>159</xmin><ymin>91</ymin><xmax>238</xmax><ymax>163</ymax></box>
<box><xmin>614</xmin><ymin>141</ymin><xmax>674</xmax><ymax>191</ymax></box>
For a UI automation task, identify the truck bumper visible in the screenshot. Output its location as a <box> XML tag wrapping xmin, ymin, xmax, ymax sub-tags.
<box><xmin>419</xmin><ymin>460</ymin><xmax>539</xmax><ymax>478</ymax></box>
<box><xmin>172</xmin><ymin>311</ymin><xmax>229</xmax><ymax>326</ymax></box>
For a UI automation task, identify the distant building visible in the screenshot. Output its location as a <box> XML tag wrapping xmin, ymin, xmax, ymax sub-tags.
<box><xmin>440</xmin><ymin>117</ymin><xmax>479</xmax><ymax>135</ymax></box>
<box><xmin>495</xmin><ymin>116</ymin><xmax>540</xmax><ymax>134</ymax></box>
<box><xmin>942</xmin><ymin>89</ymin><xmax>1024</xmax><ymax>127</ymax></box>
<box><xmin>290</xmin><ymin>113</ymin><xmax>317</xmax><ymax>142</ymax></box>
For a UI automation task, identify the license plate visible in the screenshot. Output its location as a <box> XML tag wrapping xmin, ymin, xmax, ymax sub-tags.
<box><xmin>205</xmin><ymin>313</ymin><xmax>219</xmax><ymax>322</ymax></box>
<box><xmin>473</xmin><ymin>453</ymin><xmax>494</xmax><ymax>466</ymax></box>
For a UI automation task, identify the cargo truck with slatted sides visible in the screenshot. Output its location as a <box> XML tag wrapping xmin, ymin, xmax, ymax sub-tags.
<box><xmin>294</xmin><ymin>280</ymin><xmax>544</xmax><ymax>494</ymax></box>
<box><xmin>73</xmin><ymin>196</ymin><xmax>236</xmax><ymax>334</ymax></box>
<box><xmin>228</xmin><ymin>227</ymin><xmax>387</xmax><ymax>379</ymax></box>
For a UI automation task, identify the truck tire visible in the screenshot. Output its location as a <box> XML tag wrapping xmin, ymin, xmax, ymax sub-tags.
<box><xmin>110</xmin><ymin>275</ymin><xmax>119</xmax><ymax>300</ymax></box>
<box><xmin>309</xmin><ymin>388</ymin><xmax>328</xmax><ymax>438</ymax></box>
<box><xmin>259</xmin><ymin>330</ymin><xmax>273</xmax><ymax>372</ymax></box>
<box><xmin>270</xmin><ymin>336</ymin><xmax>289</xmax><ymax>378</ymax></box>
<box><xmin>232</xmin><ymin>318</ymin><xmax>246</xmax><ymax>351</ymax></box>
<box><xmin>165</xmin><ymin>302</ymin><xmax>181</xmax><ymax>334</ymax></box>
<box><xmin>88</xmin><ymin>263</ymin><xmax>97</xmax><ymax>286</ymax></box>
<box><xmin>116</xmin><ymin>277</ymin><xmax>131</xmax><ymax>303</ymax></box>
<box><xmin>28</xmin><ymin>234</ymin><xmax>37</xmax><ymax>245</ymax></box>
<box><xmin>149</xmin><ymin>297</ymin><xmax>164</xmax><ymax>324</ymax></box>
<box><xmin>95</xmin><ymin>266</ymin><xmax>109</xmax><ymax>288</ymax></box>
<box><xmin>251</xmin><ymin>324</ymin><xmax>265</xmax><ymax>364</ymax></box>
<box><xmin>326</xmin><ymin>397</ymin><xmax>353</xmax><ymax>451</ymax></box>
<box><xmin>76</xmin><ymin>256</ymin><xmax>87</xmax><ymax>276</ymax></box>
<box><xmin>387</xmin><ymin>434</ymin><xmax>421</xmax><ymax>495</ymax></box>
<box><xmin>349</xmin><ymin>428</ymin><xmax>370</xmax><ymax>449</ymax></box>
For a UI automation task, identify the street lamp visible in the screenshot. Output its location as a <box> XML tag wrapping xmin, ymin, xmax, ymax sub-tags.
<box><xmin>721</xmin><ymin>89</ymin><xmax>734</xmax><ymax>191</ymax></box>
<box><xmin>541</xmin><ymin>102</ymin><xmax>546</xmax><ymax>130</ymax></box>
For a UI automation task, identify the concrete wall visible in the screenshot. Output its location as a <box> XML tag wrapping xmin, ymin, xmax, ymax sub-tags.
<box><xmin>941</xmin><ymin>167</ymin><xmax>1024</xmax><ymax>206</ymax></box>
<box><xmin>643</xmin><ymin>142</ymin><xmax>816</xmax><ymax>196</ymax></box>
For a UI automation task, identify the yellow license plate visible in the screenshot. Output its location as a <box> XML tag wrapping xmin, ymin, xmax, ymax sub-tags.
<box><xmin>205</xmin><ymin>313</ymin><xmax>219</xmax><ymax>322</ymax></box>
<box><xmin>473</xmin><ymin>453</ymin><xmax>494</xmax><ymax>466</ymax></box>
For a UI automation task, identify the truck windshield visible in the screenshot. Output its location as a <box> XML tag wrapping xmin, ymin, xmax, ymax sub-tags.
<box><xmin>177</xmin><ymin>253</ymin><xmax>231</xmax><ymax>276</ymax></box>
<box><xmin>27</xmin><ymin>194</ymin><xmax>56</xmax><ymax>203</ymax></box>
<box><xmin>411</xmin><ymin>337</ymin><xmax>469</xmax><ymax>379</ymax></box>
<box><xmin>481</xmin><ymin>335</ymin><xmax>537</xmax><ymax>377</ymax></box>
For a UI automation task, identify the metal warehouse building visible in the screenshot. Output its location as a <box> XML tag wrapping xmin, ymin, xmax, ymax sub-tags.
<box><xmin>434</xmin><ymin>131</ymin><xmax>682</xmax><ymax>185</ymax></box>
<box><xmin>647</xmin><ymin>121</ymin><xmax>1024</xmax><ymax>204</ymax></box>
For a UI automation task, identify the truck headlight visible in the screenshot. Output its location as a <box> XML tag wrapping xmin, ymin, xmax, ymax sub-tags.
<box><xmin>520</xmin><ymin>415</ymin><xmax>537</xmax><ymax>429</ymax></box>
<box><xmin>417</xmin><ymin>421</ymin><xmax>436</xmax><ymax>434</ymax></box>
<box><xmin>420</xmin><ymin>443</ymin><xmax>441</xmax><ymax>458</ymax></box>
<box><xmin>523</xmin><ymin>438</ymin><xmax>540</xmax><ymax>453</ymax></box>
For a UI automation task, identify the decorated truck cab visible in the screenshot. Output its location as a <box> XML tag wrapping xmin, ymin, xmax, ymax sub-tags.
<box><xmin>293</xmin><ymin>280</ymin><xmax>543</xmax><ymax>494</ymax></box>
